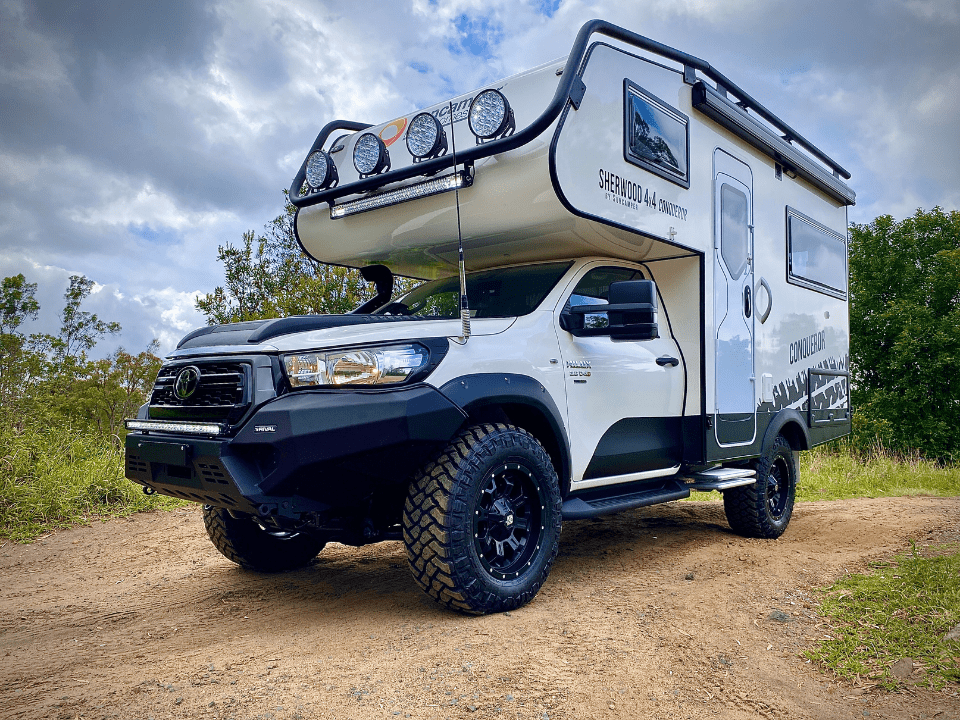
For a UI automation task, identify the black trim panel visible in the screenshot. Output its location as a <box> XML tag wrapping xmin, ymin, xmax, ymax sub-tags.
<box><xmin>439</xmin><ymin>373</ymin><xmax>571</xmax><ymax>493</ymax></box>
<box><xmin>177</xmin><ymin>314</ymin><xmax>434</xmax><ymax>349</ymax></box>
<box><xmin>583</xmin><ymin>416</ymin><xmax>682</xmax><ymax>479</ymax></box>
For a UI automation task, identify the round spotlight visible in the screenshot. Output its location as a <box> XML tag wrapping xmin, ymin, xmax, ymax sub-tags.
<box><xmin>469</xmin><ymin>89</ymin><xmax>512</xmax><ymax>140</ymax></box>
<box><xmin>353</xmin><ymin>133</ymin><xmax>390</xmax><ymax>176</ymax></box>
<box><xmin>305</xmin><ymin>150</ymin><xmax>337</xmax><ymax>190</ymax></box>
<box><xmin>406</xmin><ymin>112</ymin><xmax>445</xmax><ymax>159</ymax></box>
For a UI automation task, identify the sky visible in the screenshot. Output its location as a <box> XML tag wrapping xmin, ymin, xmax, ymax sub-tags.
<box><xmin>1</xmin><ymin>0</ymin><xmax>958</xmax><ymax>358</ymax></box>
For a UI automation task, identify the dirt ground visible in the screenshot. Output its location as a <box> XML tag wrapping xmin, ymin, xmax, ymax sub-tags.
<box><xmin>2</xmin><ymin>496</ymin><xmax>959</xmax><ymax>720</ymax></box>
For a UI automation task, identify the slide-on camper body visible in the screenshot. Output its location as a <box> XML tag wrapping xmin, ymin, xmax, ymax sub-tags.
<box><xmin>125</xmin><ymin>21</ymin><xmax>854</xmax><ymax>614</ymax></box>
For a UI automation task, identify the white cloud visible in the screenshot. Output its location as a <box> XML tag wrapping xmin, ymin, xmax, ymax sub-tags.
<box><xmin>2</xmin><ymin>0</ymin><xmax>959</xmax><ymax>367</ymax></box>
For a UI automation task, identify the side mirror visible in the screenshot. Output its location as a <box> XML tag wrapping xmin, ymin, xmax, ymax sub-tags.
<box><xmin>560</xmin><ymin>279</ymin><xmax>659</xmax><ymax>340</ymax></box>
<box><xmin>607</xmin><ymin>279</ymin><xmax>659</xmax><ymax>340</ymax></box>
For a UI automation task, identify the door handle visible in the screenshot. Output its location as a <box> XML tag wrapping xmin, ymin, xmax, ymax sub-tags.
<box><xmin>743</xmin><ymin>284</ymin><xmax>752</xmax><ymax>318</ymax></box>
<box><xmin>656</xmin><ymin>355</ymin><xmax>680</xmax><ymax>367</ymax></box>
<box><xmin>758</xmin><ymin>276</ymin><xmax>772</xmax><ymax>324</ymax></box>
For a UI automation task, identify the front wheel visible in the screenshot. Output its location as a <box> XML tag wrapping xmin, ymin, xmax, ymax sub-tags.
<box><xmin>723</xmin><ymin>434</ymin><xmax>797</xmax><ymax>539</ymax></box>
<box><xmin>202</xmin><ymin>505</ymin><xmax>326</xmax><ymax>572</ymax></box>
<box><xmin>402</xmin><ymin>423</ymin><xmax>562</xmax><ymax>614</ymax></box>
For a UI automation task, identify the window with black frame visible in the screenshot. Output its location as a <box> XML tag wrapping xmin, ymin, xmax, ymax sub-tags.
<box><xmin>623</xmin><ymin>80</ymin><xmax>690</xmax><ymax>188</ymax></box>
<box><xmin>564</xmin><ymin>266</ymin><xmax>645</xmax><ymax>329</ymax></box>
<box><xmin>786</xmin><ymin>208</ymin><xmax>847</xmax><ymax>298</ymax></box>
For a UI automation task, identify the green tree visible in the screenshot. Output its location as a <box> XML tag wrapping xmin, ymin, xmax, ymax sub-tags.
<box><xmin>0</xmin><ymin>274</ymin><xmax>40</xmax><ymax>334</ymax></box>
<box><xmin>196</xmin><ymin>196</ymin><xmax>374</xmax><ymax>323</ymax></box>
<box><xmin>0</xmin><ymin>274</ymin><xmax>44</xmax><ymax>408</ymax></box>
<box><xmin>848</xmin><ymin>207</ymin><xmax>960</xmax><ymax>461</ymax></box>
<box><xmin>54</xmin><ymin>275</ymin><xmax>121</xmax><ymax>362</ymax></box>
<box><xmin>59</xmin><ymin>344</ymin><xmax>163</xmax><ymax>439</ymax></box>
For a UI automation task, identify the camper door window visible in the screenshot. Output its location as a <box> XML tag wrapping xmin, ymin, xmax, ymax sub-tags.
<box><xmin>623</xmin><ymin>80</ymin><xmax>690</xmax><ymax>189</ymax></box>
<box><xmin>786</xmin><ymin>207</ymin><xmax>848</xmax><ymax>299</ymax></box>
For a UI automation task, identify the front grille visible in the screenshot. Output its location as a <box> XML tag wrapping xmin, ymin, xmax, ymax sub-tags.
<box><xmin>149</xmin><ymin>362</ymin><xmax>250</xmax><ymax>422</ymax></box>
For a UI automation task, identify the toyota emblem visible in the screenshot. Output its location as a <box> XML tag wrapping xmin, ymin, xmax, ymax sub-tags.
<box><xmin>174</xmin><ymin>366</ymin><xmax>201</xmax><ymax>400</ymax></box>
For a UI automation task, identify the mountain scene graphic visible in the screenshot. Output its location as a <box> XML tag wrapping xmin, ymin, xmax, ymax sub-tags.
<box><xmin>631</xmin><ymin>105</ymin><xmax>680</xmax><ymax>172</ymax></box>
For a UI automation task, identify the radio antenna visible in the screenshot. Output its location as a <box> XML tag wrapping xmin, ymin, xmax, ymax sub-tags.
<box><xmin>448</xmin><ymin>101</ymin><xmax>471</xmax><ymax>345</ymax></box>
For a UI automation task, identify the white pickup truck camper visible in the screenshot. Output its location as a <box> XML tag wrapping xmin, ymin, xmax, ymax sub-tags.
<box><xmin>125</xmin><ymin>20</ymin><xmax>854</xmax><ymax>614</ymax></box>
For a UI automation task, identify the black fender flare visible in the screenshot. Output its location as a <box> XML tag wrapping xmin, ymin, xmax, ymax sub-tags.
<box><xmin>761</xmin><ymin>408</ymin><xmax>811</xmax><ymax>453</ymax></box>
<box><xmin>438</xmin><ymin>373</ymin><xmax>572</xmax><ymax>495</ymax></box>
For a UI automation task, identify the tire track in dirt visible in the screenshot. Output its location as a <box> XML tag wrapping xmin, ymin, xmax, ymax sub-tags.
<box><xmin>1</xmin><ymin>497</ymin><xmax>958</xmax><ymax>720</ymax></box>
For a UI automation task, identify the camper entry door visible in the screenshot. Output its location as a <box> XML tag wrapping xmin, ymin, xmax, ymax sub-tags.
<box><xmin>713</xmin><ymin>152</ymin><xmax>757</xmax><ymax>447</ymax></box>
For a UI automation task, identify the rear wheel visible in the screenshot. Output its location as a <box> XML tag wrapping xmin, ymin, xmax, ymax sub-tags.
<box><xmin>202</xmin><ymin>505</ymin><xmax>326</xmax><ymax>572</ymax></box>
<box><xmin>723</xmin><ymin>434</ymin><xmax>797</xmax><ymax>539</ymax></box>
<box><xmin>402</xmin><ymin>423</ymin><xmax>562</xmax><ymax>614</ymax></box>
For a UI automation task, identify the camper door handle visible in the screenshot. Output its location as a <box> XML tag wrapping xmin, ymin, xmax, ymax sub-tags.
<box><xmin>743</xmin><ymin>285</ymin><xmax>752</xmax><ymax>318</ymax></box>
<box><xmin>656</xmin><ymin>355</ymin><xmax>679</xmax><ymax>367</ymax></box>
<box><xmin>758</xmin><ymin>277</ymin><xmax>773</xmax><ymax>324</ymax></box>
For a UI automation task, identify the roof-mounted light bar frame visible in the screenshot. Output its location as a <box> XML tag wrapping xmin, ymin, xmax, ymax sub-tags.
<box><xmin>289</xmin><ymin>19</ymin><xmax>852</xmax><ymax>210</ymax></box>
<box><xmin>329</xmin><ymin>168</ymin><xmax>474</xmax><ymax>219</ymax></box>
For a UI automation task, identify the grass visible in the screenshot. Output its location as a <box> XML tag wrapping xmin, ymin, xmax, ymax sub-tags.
<box><xmin>796</xmin><ymin>445</ymin><xmax>960</xmax><ymax>501</ymax></box>
<box><xmin>685</xmin><ymin>445</ymin><xmax>960</xmax><ymax>502</ymax></box>
<box><xmin>0</xmin><ymin>421</ymin><xmax>185</xmax><ymax>543</ymax></box>
<box><xmin>805</xmin><ymin>544</ymin><xmax>960</xmax><ymax>690</ymax></box>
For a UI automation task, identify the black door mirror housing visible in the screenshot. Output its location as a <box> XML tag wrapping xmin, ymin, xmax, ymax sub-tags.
<box><xmin>560</xmin><ymin>279</ymin><xmax>659</xmax><ymax>340</ymax></box>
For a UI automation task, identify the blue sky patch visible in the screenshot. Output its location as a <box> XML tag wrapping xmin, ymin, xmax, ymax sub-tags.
<box><xmin>450</xmin><ymin>14</ymin><xmax>503</xmax><ymax>59</ymax></box>
<box><xmin>536</xmin><ymin>0</ymin><xmax>563</xmax><ymax>18</ymax></box>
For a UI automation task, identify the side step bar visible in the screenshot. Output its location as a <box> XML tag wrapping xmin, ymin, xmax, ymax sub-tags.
<box><xmin>561</xmin><ymin>480</ymin><xmax>690</xmax><ymax>520</ymax></box>
<box><xmin>684</xmin><ymin>467</ymin><xmax>757</xmax><ymax>492</ymax></box>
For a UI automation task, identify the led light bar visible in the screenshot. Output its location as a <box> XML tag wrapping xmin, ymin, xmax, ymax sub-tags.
<box><xmin>125</xmin><ymin>419</ymin><xmax>226</xmax><ymax>436</ymax></box>
<box><xmin>329</xmin><ymin>169</ymin><xmax>473</xmax><ymax>219</ymax></box>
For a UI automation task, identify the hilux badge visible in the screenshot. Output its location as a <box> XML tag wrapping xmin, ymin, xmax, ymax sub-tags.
<box><xmin>173</xmin><ymin>366</ymin><xmax>201</xmax><ymax>400</ymax></box>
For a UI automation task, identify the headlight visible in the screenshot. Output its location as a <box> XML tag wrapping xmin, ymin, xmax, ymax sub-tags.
<box><xmin>283</xmin><ymin>344</ymin><xmax>430</xmax><ymax>388</ymax></box>
<box><xmin>305</xmin><ymin>150</ymin><xmax>337</xmax><ymax>190</ymax></box>
<box><xmin>406</xmin><ymin>112</ymin><xmax>446</xmax><ymax>160</ymax></box>
<box><xmin>353</xmin><ymin>133</ymin><xmax>390</xmax><ymax>176</ymax></box>
<box><xmin>468</xmin><ymin>89</ymin><xmax>513</xmax><ymax>140</ymax></box>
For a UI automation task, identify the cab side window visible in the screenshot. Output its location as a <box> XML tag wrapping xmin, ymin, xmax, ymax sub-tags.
<box><xmin>565</xmin><ymin>267</ymin><xmax>644</xmax><ymax>329</ymax></box>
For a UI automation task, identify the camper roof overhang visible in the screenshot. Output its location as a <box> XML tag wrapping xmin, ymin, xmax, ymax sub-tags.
<box><xmin>289</xmin><ymin>19</ymin><xmax>853</xmax><ymax>212</ymax></box>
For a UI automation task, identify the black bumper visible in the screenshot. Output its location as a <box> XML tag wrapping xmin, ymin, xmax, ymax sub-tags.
<box><xmin>125</xmin><ymin>384</ymin><xmax>467</xmax><ymax>517</ymax></box>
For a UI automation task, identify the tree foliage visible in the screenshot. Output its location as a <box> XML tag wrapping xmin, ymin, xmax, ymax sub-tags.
<box><xmin>1</xmin><ymin>272</ymin><xmax>168</xmax><ymax>540</ymax></box>
<box><xmin>196</xmin><ymin>197</ymin><xmax>376</xmax><ymax>323</ymax></box>
<box><xmin>55</xmin><ymin>275</ymin><xmax>121</xmax><ymax>361</ymax></box>
<box><xmin>0</xmin><ymin>274</ymin><xmax>40</xmax><ymax>334</ymax></box>
<box><xmin>849</xmin><ymin>207</ymin><xmax>960</xmax><ymax>461</ymax></box>
<box><xmin>0</xmin><ymin>273</ymin><xmax>158</xmax><ymax>438</ymax></box>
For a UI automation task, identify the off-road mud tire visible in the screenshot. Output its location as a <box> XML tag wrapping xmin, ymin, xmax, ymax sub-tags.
<box><xmin>402</xmin><ymin>423</ymin><xmax>562</xmax><ymax>615</ymax></box>
<box><xmin>723</xmin><ymin>434</ymin><xmax>797</xmax><ymax>539</ymax></box>
<box><xmin>202</xmin><ymin>505</ymin><xmax>326</xmax><ymax>572</ymax></box>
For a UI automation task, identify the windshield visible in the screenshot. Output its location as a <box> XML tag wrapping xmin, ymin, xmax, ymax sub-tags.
<box><xmin>377</xmin><ymin>262</ymin><xmax>573</xmax><ymax>319</ymax></box>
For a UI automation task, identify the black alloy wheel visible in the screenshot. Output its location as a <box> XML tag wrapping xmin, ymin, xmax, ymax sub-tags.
<box><xmin>403</xmin><ymin>422</ymin><xmax>562</xmax><ymax>614</ymax></box>
<box><xmin>723</xmin><ymin>434</ymin><xmax>797</xmax><ymax>539</ymax></box>
<box><xmin>473</xmin><ymin>462</ymin><xmax>545</xmax><ymax>581</ymax></box>
<box><xmin>764</xmin><ymin>454</ymin><xmax>790</xmax><ymax>522</ymax></box>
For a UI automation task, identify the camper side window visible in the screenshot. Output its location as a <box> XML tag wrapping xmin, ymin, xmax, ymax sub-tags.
<box><xmin>786</xmin><ymin>208</ymin><xmax>847</xmax><ymax>299</ymax></box>
<box><xmin>623</xmin><ymin>80</ymin><xmax>690</xmax><ymax>189</ymax></box>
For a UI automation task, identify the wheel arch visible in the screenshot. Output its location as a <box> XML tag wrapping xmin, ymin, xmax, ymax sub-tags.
<box><xmin>762</xmin><ymin>408</ymin><xmax>811</xmax><ymax>453</ymax></box>
<box><xmin>438</xmin><ymin>374</ymin><xmax>572</xmax><ymax>496</ymax></box>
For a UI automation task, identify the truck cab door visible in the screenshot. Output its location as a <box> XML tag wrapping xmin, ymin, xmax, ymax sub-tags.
<box><xmin>555</xmin><ymin>263</ymin><xmax>685</xmax><ymax>487</ymax></box>
<box><xmin>713</xmin><ymin>149</ymin><xmax>756</xmax><ymax>446</ymax></box>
